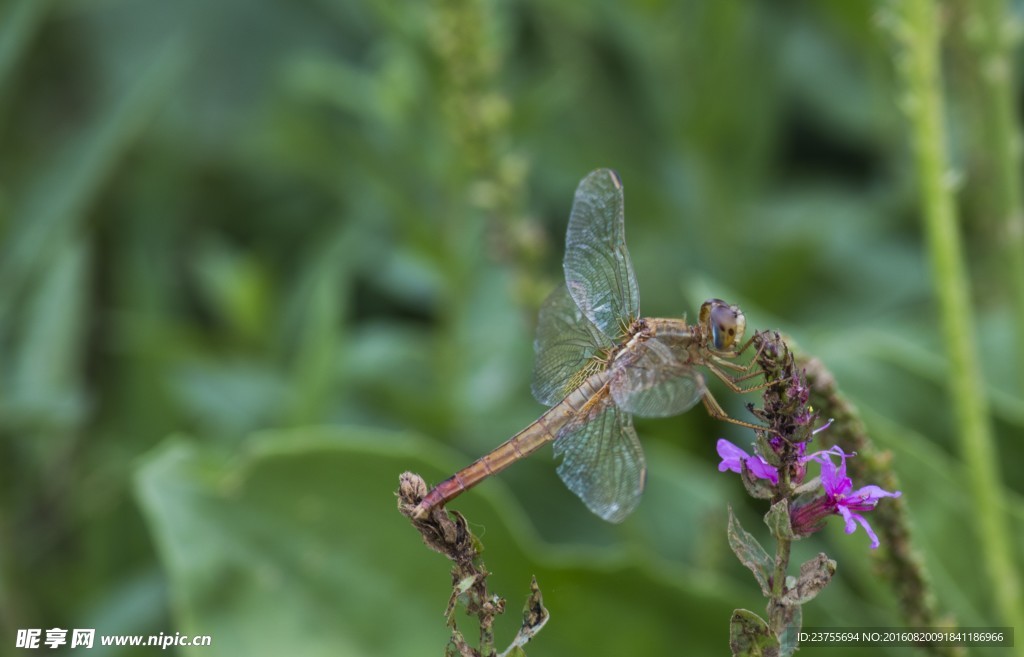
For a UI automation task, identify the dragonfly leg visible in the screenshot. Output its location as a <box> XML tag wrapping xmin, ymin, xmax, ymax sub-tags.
<box><xmin>700</xmin><ymin>390</ymin><xmax>764</xmax><ymax>430</ymax></box>
<box><xmin>711</xmin><ymin>362</ymin><xmax>769</xmax><ymax>383</ymax></box>
<box><xmin>708</xmin><ymin>336</ymin><xmax>769</xmax><ymax>373</ymax></box>
<box><xmin>732</xmin><ymin>333</ymin><xmax>762</xmax><ymax>357</ymax></box>
<box><xmin>704</xmin><ymin>359</ymin><xmax>779</xmax><ymax>394</ymax></box>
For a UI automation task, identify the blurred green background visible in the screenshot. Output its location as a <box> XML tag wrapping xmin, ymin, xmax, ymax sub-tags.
<box><xmin>1</xmin><ymin>0</ymin><xmax>1022</xmax><ymax>655</ymax></box>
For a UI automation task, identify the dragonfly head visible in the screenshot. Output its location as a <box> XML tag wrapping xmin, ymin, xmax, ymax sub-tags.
<box><xmin>699</xmin><ymin>299</ymin><xmax>746</xmax><ymax>352</ymax></box>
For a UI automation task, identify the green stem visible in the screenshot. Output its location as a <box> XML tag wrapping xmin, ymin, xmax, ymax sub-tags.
<box><xmin>768</xmin><ymin>469</ymin><xmax>792</xmax><ymax>634</ymax></box>
<box><xmin>954</xmin><ymin>0</ymin><xmax>1024</xmax><ymax>392</ymax></box>
<box><xmin>885</xmin><ymin>0</ymin><xmax>1024</xmax><ymax>643</ymax></box>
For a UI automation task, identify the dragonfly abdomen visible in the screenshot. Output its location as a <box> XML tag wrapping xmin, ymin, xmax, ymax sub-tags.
<box><xmin>411</xmin><ymin>370</ymin><xmax>612</xmax><ymax>519</ymax></box>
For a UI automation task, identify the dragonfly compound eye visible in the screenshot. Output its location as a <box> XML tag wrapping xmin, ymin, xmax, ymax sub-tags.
<box><xmin>708</xmin><ymin>302</ymin><xmax>746</xmax><ymax>351</ymax></box>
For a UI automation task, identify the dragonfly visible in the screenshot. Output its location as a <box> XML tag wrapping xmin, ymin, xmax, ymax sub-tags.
<box><xmin>413</xmin><ymin>169</ymin><xmax>768</xmax><ymax>523</ymax></box>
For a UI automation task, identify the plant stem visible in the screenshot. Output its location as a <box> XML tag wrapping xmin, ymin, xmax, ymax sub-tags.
<box><xmin>953</xmin><ymin>0</ymin><xmax>1024</xmax><ymax>392</ymax></box>
<box><xmin>769</xmin><ymin>481</ymin><xmax>792</xmax><ymax>635</ymax></box>
<box><xmin>884</xmin><ymin>0</ymin><xmax>1024</xmax><ymax>642</ymax></box>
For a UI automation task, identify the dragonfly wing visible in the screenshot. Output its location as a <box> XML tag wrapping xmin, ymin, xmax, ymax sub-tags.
<box><xmin>610</xmin><ymin>338</ymin><xmax>706</xmax><ymax>417</ymax></box>
<box><xmin>532</xmin><ymin>284</ymin><xmax>612</xmax><ymax>406</ymax></box>
<box><xmin>564</xmin><ymin>169</ymin><xmax>640</xmax><ymax>339</ymax></box>
<box><xmin>553</xmin><ymin>397</ymin><xmax>646</xmax><ymax>523</ymax></box>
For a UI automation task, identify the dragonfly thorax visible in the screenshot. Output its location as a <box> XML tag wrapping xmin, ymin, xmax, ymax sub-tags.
<box><xmin>611</xmin><ymin>318</ymin><xmax>651</xmax><ymax>359</ymax></box>
<box><xmin>699</xmin><ymin>299</ymin><xmax>746</xmax><ymax>353</ymax></box>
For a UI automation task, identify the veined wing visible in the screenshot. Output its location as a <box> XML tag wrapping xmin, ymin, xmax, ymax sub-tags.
<box><xmin>553</xmin><ymin>396</ymin><xmax>646</xmax><ymax>523</ymax></box>
<box><xmin>610</xmin><ymin>337</ymin><xmax>706</xmax><ymax>417</ymax></box>
<box><xmin>532</xmin><ymin>284</ymin><xmax>612</xmax><ymax>406</ymax></box>
<box><xmin>564</xmin><ymin>169</ymin><xmax>639</xmax><ymax>340</ymax></box>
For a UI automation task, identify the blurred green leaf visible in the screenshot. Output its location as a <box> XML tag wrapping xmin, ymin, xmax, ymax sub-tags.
<box><xmin>0</xmin><ymin>37</ymin><xmax>186</xmax><ymax>327</ymax></box>
<box><xmin>5</xmin><ymin>238</ymin><xmax>89</xmax><ymax>435</ymax></box>
<box><xmin>192</xmin><ymin>239</ymin><xmax>272</xmax><ymax>345</ymax></box>
<box><xmin>134</xmin><ymin>427</ymin><xmax>741</xmax><ymax>656</ymax></box>
<box><xmin>0</xmin><ymin>0</ymin><xmax>51</xmax><ymax>92</ymax></box>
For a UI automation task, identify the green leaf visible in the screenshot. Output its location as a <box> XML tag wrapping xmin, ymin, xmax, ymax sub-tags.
<box><xmin>727</xmin><ymin>507</ymin><xmax>772</xmax><ymax>597</ymax></box>
<box><xmin>135</xmin><ymin>431</ymin><xmax>448</xmax><ymax>657</ymax></box>
<box><xmin>728</xmin><ymin>609</ymin><xmax>777</xmax><ymax>657</ymax></box>
<box><xmin>0</xmin><ymin>0</ymin><xmax>51</xmax><ymax>91</ymax></box>
<box><xmin>281</xmin><ymin>228</ymin><xmax>353</xmax><ymax>424</ymax></box>
<box><xmin>0</xmin><ymin>37</ymin><xmax>186</xmax><ymax>328</ymax></box>
<box><xmin>134</xmin><ymin>427</ymin><xmax>736</xmax><ymax>656</ymax></box>
<box><xmin>781</xmin><ymin>553</ymin><xmax>836</xmax><ymax>606</ymax></box>
<box><xmin>764</xmin><ymin>499</ymin><xmax>796</xmax><ymax>542</ymax></box>
<box><xmin>7</xmin><ymin>238</ymin><xmax>89</xmax><ymax>434</ymax></box>
<box><xmin>191</xmin><ymin>239</ymin><xmax>271</xmax><ymax>344</ymax></box>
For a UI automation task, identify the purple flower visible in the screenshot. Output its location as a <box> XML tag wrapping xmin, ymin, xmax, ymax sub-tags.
<box><xmin>791</xmin><ymin>449</ymin><xmax>902</xmax><ymax>549</ymax></box>
<box><xmin>717</xmin><ymin>421</ymin><xmax>836</xmax><ymax>487</ymax></box>
<box><xmin>717</xmin><ymin>439</ymin><xmax>779</xmax><ymax>485</ymax></box>
<box><xmin>812</xmin><ymin>419</ymin><xmax>835</xmax><ymax>436</ymax></box>
<box><xmin>785</xmin><ymin>374</ymin><xmax>809</xmax><ymax>405</ymax></box>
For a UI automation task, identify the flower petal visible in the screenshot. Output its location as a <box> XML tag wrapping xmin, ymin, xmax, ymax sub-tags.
<box><xmin>746</xmin><ymin>456</ymin><xmax>779</xmax><ymax>484</ymax></box>
<box><xmin>717</xmin><ymin>439</ymin><xmax>748</xmax><ymax>474</ymax></box>
<box><xmin>802</xmin><ymin>445</ymin><xmax>853</xmax><ymax>465</ymax></box>
<box><xmin>851</xmin><ymin>485</ymin><xmax>902</xmax><ymax>502</ymax></box>
<box><xmin>820</xmin><ymin>459</ymin><xmax>852</xmax><ymax>497</ymax></box>
<box><xmin>811</xmin><ymin>418</ymin><xmax>835</xmax><ymax>436</ymax></box>
<box><xmin>837</xmin><ymin>504</ymin><xmax>858</xmax><ymax>534</ymax></box>
<box><xmin>851</xmin><ymin>512</ymin><xmax>881</xmax><ymax>549</ymax></box>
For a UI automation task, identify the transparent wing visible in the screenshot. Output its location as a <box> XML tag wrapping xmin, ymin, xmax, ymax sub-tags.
<box><xmin>553</xmin><ymin>397</ymin><xmax>646</xmax><ymax>523</ymax></box>
<box><xmin>564</xmin><ymin>169</ymin><xmax>639</xmax><ymax>339</ymax></box>
<box><xmin>610</xmin><ymin>338</ymin><xmax>706</xmax><ymax>417</ymax></box>
<box><xmin>532</xmin><ymin>284</ymin><xmax>612</xmax><ymax>406</ymax></box>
